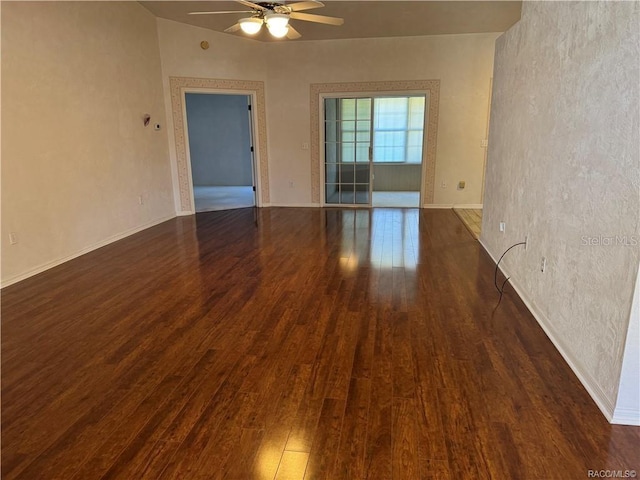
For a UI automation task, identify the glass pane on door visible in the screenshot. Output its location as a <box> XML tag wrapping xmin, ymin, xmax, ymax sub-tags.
<box><xmin>324</xmin><ymin>97</ymin><xmax>371</xmax><ymax>205</ymax></box>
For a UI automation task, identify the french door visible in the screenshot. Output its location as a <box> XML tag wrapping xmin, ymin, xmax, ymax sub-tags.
<box><xmin>324</xmin><ymin>97</ymin><xmax>372</xmax><ymax>205</ymax></box>
<box><xmin>323</xmin><ymin>95</ymin><xmax>426</xmax><ymax>206</ymax></box>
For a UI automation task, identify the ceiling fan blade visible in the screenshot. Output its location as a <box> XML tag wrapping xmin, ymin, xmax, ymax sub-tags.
<box><xmin>188</xmin><ymin>10</ymin><xmax>254</xmax><ymax>15</ymax></box>
<box><xmin>289</xmin><ymin>12</ymin><xmax>344</xmax><ymax>26</ymax></box>
<box><xmin>286</xmin><ymin>25</ymin><xmax>302</xmax><ymax>39</ymax></box>
<box><xmin>224</xmin><ymin>23</ymin><xmax>242</xmax><ymax>33</ymax></box>
<box><xmin>234</xmin><ymin>0</ymin><xmax>267</xmax><ymax>10</ymax></box>
<box><xmin>287</xmin><ymin>1</ymin><xmax>325</xmax><ymax>12</ymax></box>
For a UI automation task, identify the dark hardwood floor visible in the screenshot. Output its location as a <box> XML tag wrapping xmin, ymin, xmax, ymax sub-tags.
<box><xmin>2</xmin><ymin>208</ymin><xmax>638</xmax><ymax>479</ymax></box>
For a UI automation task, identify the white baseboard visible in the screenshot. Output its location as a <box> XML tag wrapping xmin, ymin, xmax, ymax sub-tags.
<box><xmin>423</xmin><ymin>204</ymin><xmax>454</xmax><ymax>209</ymax></box>
<box><xmin>454</xmin><ymin>203</ymin><xmax>483</xmax><ymax>209</ymax></box>
<box><xmin>1</xmin><ymin>214</ymin><xmax>176</xmax><ymax>289</ymax></box>
<box><xmin>479</xmin><ymin>238</ymin><xmax>618</xmax><ymax>423</ymax></box>
<box><xmin>177</xmin><ymin>204</ymin><xmax>322</xmax><ymax>212</ymax></box>
<box><xmin>612</xmin><ymin>407</ymin><xmax>640</xmax><ymax>426</ymax></box>
<box><xmin>423</xmin><ymin>203</ymin><xmax>484</xmax><ymax>209</ymax></box>
<box><xmin>269</xmin><ymin>203</ymin><xmax>321</xmax><ymax>208</ymax></box>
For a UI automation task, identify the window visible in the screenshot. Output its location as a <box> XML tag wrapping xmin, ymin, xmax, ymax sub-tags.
<box><xmin>334</xmin><ymin>96</ymin><xmax>425</xmax><ymax>164</ymax></box>
<box><xmin>338</xmin><ymin>98</ymin><xmax>372</xmax><ymax>163</ymax></box>
<box><xmin>372</xmin><ymin>97</ymin><xmax>425</xmax><ymax>163</ymax></box>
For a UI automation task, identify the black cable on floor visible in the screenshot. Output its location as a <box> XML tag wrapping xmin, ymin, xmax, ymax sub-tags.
<box><xmin>494</xmin><ymin>241</ymin><xmax>526</xmax><ymax>307</ymax></box>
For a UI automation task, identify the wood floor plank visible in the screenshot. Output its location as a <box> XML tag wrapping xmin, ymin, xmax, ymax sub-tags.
<box><xmin>303</xmin><ymin>398</ymin><xmax>346</xmax><ymax>480</ymax></box>
<box><xmin>391</xmin><ymin>311</ymin><xmax>415</xmax><ymax>399</ymax></box>
<box><xmin>16</xmin><ymin>346</ymin><xmax>222</xmax><ymax>480</ymax></box>
<box><xmin>332</xmin><ymin>377</ymin><xmax>371</xmax><ymax>480</ymax></box>
<box><xmin>363</xmin><ymin>309</ymin><xmax>393</xmax><ymax>480</ymax></box>
<box><xmin>275</xmin><ymin>451</ymin><xmax>310</xmax><ymax>480</ymax></box>
<box><xmin>136</xmin><ymin>353</ymin><xmax>258</xmax><ymax>479</ymax></box>
<box><xmin>250</xmin><ymin>363</ymin><xmax>313</xmax><ymax>480</ymax></box>
<box><xmin>391</xmin><ymin>397</ymin><xmax>420</xmax><ymax>480</ymax></box>
<box><xmin>2</xmin><ymin>208</ymin><xmax>638</xmax><ymax>479</ymax></box>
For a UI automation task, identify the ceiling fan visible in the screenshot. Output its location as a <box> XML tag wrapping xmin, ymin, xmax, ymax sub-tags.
<box><xmin>188</xmin><ymin>0</ymin><xmax>344</xmax><ymax>40</ymax></box>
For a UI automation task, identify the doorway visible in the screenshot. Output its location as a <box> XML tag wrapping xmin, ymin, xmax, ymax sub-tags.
<box><xmin>323</xmin><ymin>95</ymin><xmax>426</xmax><ymax>208</ymax></box>
<box><xmin>185</xmin><ymin>93</ymin><xmax>256</xmax><ymax>212</ymax></box>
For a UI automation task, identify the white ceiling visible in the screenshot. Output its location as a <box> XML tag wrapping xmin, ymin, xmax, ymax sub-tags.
<box><xmin>140</xmin><ymin>1</ymin><xmax>522</xmax><ymax>42</ymax></box>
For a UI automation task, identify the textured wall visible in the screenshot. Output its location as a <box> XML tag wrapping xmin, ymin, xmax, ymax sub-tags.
<box><xmin>185</xmin><ymin>93</ymin><xmax>253</xmax><ymax>187</ymax></box>
<box><xmin>2</xmin><ymin>2</ymin><xmax>174</xmax><ymax>285</ymax></box>
<box><xmin>482</xmin><ymin>1</ymin><xmax>640</xmax><ymax>417</ymax></box>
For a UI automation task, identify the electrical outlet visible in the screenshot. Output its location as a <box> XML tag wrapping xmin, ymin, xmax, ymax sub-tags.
<box><xmin>499</xmin><ymin>222</ymin><xmax>506</xmax><ymax>233</ymax></box>
<box><xmin>540</xmin><ymin>257</ymin><xmax>547</xmax><ymax>273</ymax></box>
<box><xmin>441</xmin><ymin>181</ymin><xmax>447</xmax><ymax>189</ymax></box>
<box><xmin>9</xmin><ymin>232</ymin><xmax>17</xmax><ymax>245</ymax></box>
<box><xmin>301</xmin><ymin>142</ymin><xmax>309</xmax><ymax>151</ymax></box>
<box><xmin>524</xmin><ymin>235</ymin><xmax>529</xmax><ymax>250</ymax></box>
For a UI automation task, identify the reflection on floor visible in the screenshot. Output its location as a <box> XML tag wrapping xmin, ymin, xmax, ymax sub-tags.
<box><xmin>325</xmin><ymin>191</ymin><xmax>420</xmax><ymax>207</ymax></box>
<box><xmin>372</xmin><ymin>191</ymin><xmax>420</xmax><ymax>207</ymax></box>
<box><xmin>193</xmin><ymin>186</ymin><xmax>255</xmax><ymax>212</ymax></box>
<box><xmin>454</xmin><ymin>208</ymin><xmax>482</xmax><ymax>239</ymax></box>
<box><xmin>326</xmin><ymin>191</ymin><xmax>370</xmax><ymax>205</ymax></box>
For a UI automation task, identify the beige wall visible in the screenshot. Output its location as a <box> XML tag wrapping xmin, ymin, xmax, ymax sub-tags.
<box><xmin>156</xmin><ymin>19</ymin><xmax>268</xmax><ymax>211</ymax></box>
<box><xmin>482</xmin><ymin>1</ymin><xmax>639</xmax><ymax>422</ymax></box>
<box><xmin>156</xmin><ymin>19</ymin><xmax>498</xmax><ymax>208</ymax></box>
<box><xmin>1</xmin><ymin>2</ymin><xmax>175</xmax><ymax>285</ymax></box>
<box><xmin>2</xmin><ymin>10</ymin><xmax>498</xmax><ymax>284</ymax></box>
<box><xmin>267</xmin><ymin>34</ymin><xmax>497</xmax><ymax>206</ymax></box>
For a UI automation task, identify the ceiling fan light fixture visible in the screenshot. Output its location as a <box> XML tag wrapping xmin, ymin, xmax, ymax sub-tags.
<box><xmin>239</xmin><ymin>17</ymin><xmax>263</xmax><ymax>35</ymax></box>
<box><xmin>265</xmin><ymin>13</ymin><xmax>289</xmax><ymax>29</ymax></box>
<box><xmin>264</xmin><ymin>13</ymin><xmax>289</xmax><ymax>38</ymax></box>
<box><xmin>267</xmin><ymin>24</ymin><xmax>289</xmax><ymax>38</ymax></box>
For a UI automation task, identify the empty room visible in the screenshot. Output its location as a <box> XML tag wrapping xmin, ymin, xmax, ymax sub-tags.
<box><xmin>2</xmin><ymin>1</ymin><xmax>639</xmax><ymax>479</ymax></box>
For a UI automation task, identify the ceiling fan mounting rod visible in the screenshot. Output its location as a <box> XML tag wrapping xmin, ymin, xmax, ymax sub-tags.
<box><xmin>258</xmin><ymin>3</ymin><xmax>285</xmax><ymax>10</ymax></box>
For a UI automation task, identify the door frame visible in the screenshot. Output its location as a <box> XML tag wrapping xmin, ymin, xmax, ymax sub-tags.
<box><xmin>319</xmin><ymin>93</ymin><xmax>429</xmax><ymax>208</ymax></box>
<box><xmin>169</xmin><ymin>77</ymin><xmax>270</xmax><ymax>214</ymax></box>
<box><xmin>311</xmin><ymin>80</ymin><xmax>440</xmax><ymax>207</ymax></box>
<box><xmin>183</xmin><ymin>91</ymin><xmax>256</xmax><ymax>211</ymax></box>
